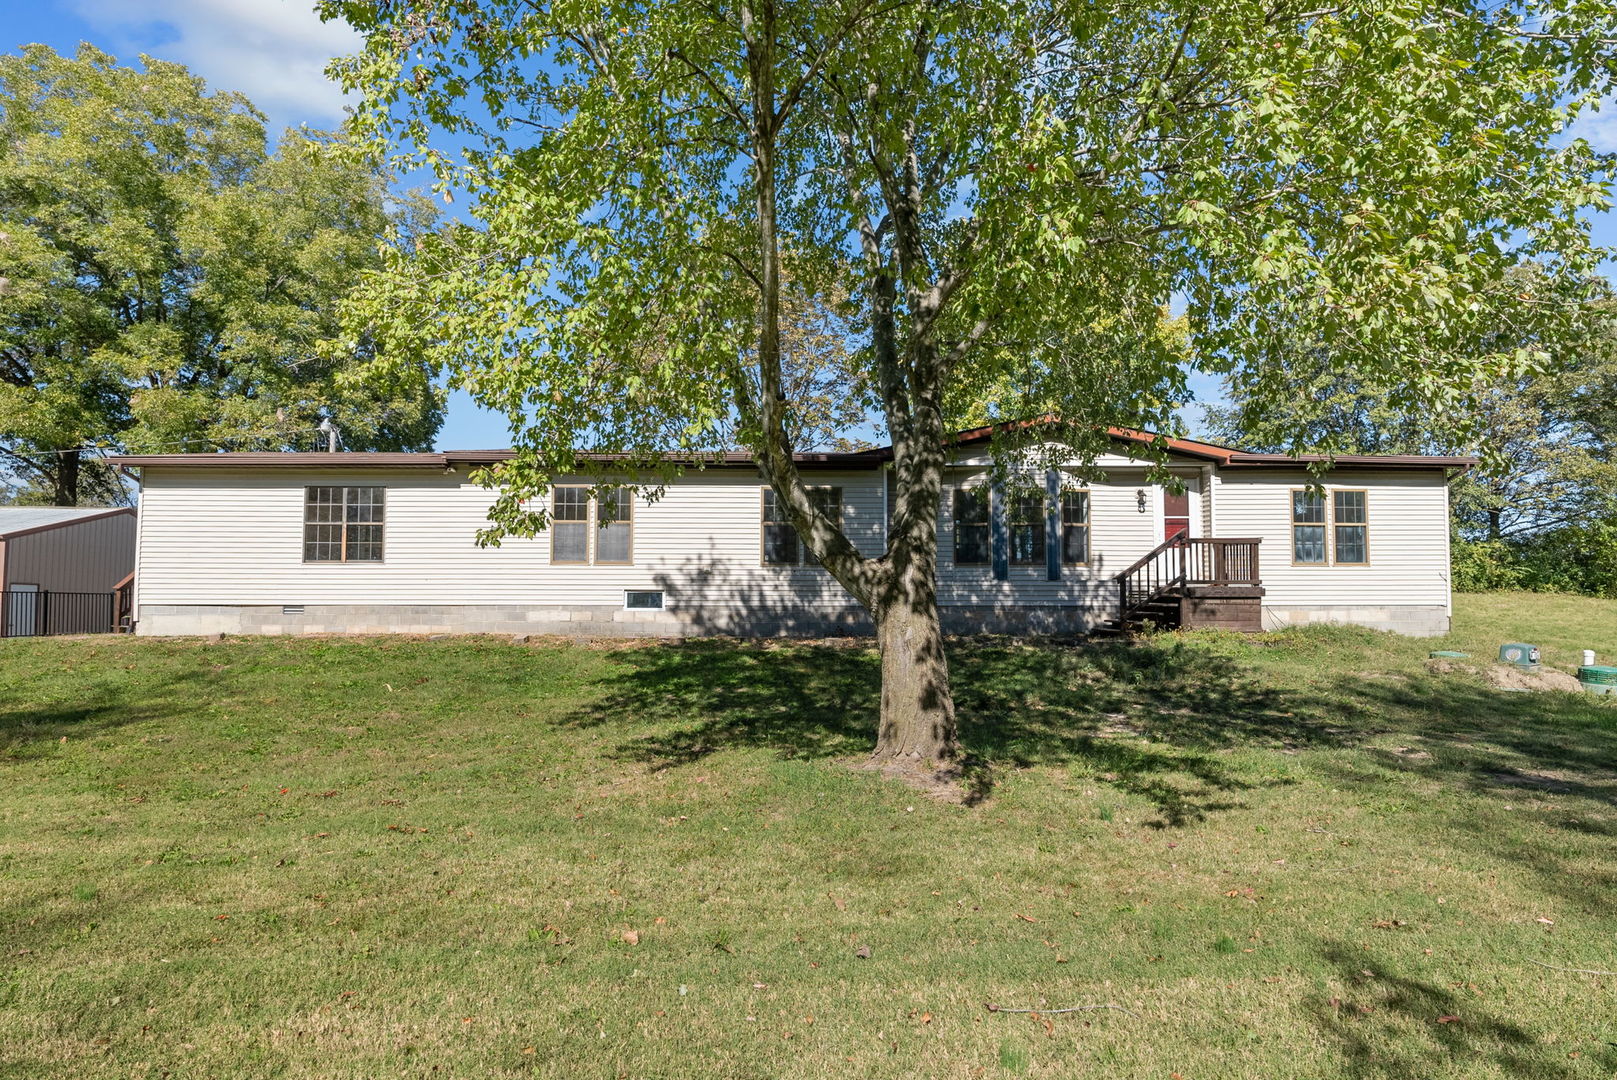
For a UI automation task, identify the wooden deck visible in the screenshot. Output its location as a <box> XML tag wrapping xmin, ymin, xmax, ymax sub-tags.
<box><xmin>1103</xmin><ymin>537</ymin><xmax>1265</xmax><ymax>633</ymax></box>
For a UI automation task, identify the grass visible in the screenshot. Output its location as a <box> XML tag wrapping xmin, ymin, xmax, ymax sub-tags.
<box><xmin>1</xmin><ymin>590</ymin><xmax>1615</xmax><ymax>1079</ymax></box>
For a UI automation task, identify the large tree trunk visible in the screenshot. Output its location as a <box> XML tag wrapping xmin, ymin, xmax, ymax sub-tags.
<box><xmin>52</xmin><ymin>448</ymin><xmax>80</xmax><ymax>506</ymax></box>
<box><xmin>866</xmin><ymin>384</ymin><xmax>961</xmax><ymax>770</ymax></box>
<box><xmin>872</xmin><ymin>583</ymin><xmax>959</xmax><ymax>768</ymax></box>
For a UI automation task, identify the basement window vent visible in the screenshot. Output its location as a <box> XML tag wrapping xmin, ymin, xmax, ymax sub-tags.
<box><xmin>624</xmin><ymin>590</ymin><xmax>665</xmax><ymax>611</ymax></box>
<box><xmin>282</xmin><ymin>605</ymin><xmax>305</xmax><ymax>615</ymax></box>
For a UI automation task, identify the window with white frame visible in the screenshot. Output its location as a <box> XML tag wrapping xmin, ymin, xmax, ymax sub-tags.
<box><xmin>1007</xmin><ymin>490</ymin><xmax>1046</xmax><ymax>566</ymax></box>
<box><xmin>950</xmin><ymin>486</ymin><xmax>991</xmax><ymax>566</ymax></box>
<box><xmin>1333</xmin><ymin>489</ymin><xmax>1369</xmax><ymax>564</ymax></box>
<box><xmin>1061</xmin><ymin>489</ymin><xmax>1090</xmax><ymax>565</ymax></box>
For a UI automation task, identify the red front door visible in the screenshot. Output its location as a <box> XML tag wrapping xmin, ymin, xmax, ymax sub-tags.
<box><xmin>1163</xmin><ymin>490</ymin><xmax>1190</xmax><ymax>541</ymax></box>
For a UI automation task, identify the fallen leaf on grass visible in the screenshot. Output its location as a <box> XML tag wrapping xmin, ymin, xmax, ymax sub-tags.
<box><xmin>1437</xmin><ymin>1015</ymin><xmax>1461</xmax><ymax>1024</ymax></box>
<box><xmin>827</xmin><ymin>893</ymin><xmax>846</xmax><ymax>911</ymax></box>
<box><xmin>621</xmin><ymin>930</ymin><xmax>639</xmax><ymax>946</ymax></box>
<box><xmin>1370</xmin><ymin>920</ymin><xmax>1407</xmax><ymax>930</ymax></box>
<box><xmin>854</xmin><ymin>946</ymin><xmax>872</xmax><ymax>959</ymax></box>
<box><xmin>1014</xmin><ymin>914</ymin><xmax>1037</xmax><ymax>923</ymax></box>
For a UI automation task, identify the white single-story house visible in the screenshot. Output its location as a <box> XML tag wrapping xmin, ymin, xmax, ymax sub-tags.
<box><xmin>107</xmin><ymin>427</ymin><xmax>1473</xmax><ymax>639</ymax></box>
<box><xmin>0</xmin><ymin>506</ymin><xmax>137</xmax><ymax>636</ymax></box>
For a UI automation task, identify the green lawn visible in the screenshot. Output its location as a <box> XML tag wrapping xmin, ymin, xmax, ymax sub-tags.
<box><xmin>2</xmin><ymin>592</ymin><xmax>1615</xmax><ymax>1079</ymax></box>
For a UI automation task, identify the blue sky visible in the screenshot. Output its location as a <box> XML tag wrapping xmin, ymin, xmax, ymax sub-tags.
<box><xmin>8</xmin><ymin>0</ymin><xmax>1616</xmax><ymax>450</ymax></box>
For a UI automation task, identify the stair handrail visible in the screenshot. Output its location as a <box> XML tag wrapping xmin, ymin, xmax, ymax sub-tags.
<box><xmin>1115</xmin><ymin>534</ymin><xmax>1187</xmax><ymax>582</ymax></box>
<box><xmin>1113</xmin><ymin>536</ymin><xmax>1264</xmax><ymax>623</ymax></box>
<box><xmin>1115</xmin><ymin>534</ymin><xmax>1190</xmax><ymax>618</ymax></box>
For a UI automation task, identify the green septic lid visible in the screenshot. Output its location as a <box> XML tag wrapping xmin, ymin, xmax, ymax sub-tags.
<box><xmin>1429</xmin><ymin>650</ymin><xmax>1469</xmax><ymax>658</ymax></box>
<box><xmin>1499</xmin><ymin>643</ymin><xmax>1540</xmax><ymax>666</ymax></box>
<box><xmin>1578</xmin><ymin>666</ymin><xmax>1617</xmax><ymax>685</ymax></box>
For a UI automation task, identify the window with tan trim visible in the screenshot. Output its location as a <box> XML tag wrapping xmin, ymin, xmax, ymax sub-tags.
<box><xmin>304</xmin><ymin>486</ymin><xmax>384</xmax><ymax>562</ymax></box>
<box><xmin>1291</xmin><ymin>490</ymin><xmax>1327</xmax><ymax>564</ymax></box>
<box><xmin>761</xmin><ymin>486</ymin><xmax>842</xmax><ymax>566</ymax></box>
<box><xmin>595</xmin><ymin>488</ymin><xmax>634</xmax><ymax>565</ymax></box>
<box><xmin>1291</xmin><ymin>488</ymin><xmax>1369</xmax><ymax>564</ymax></box>
<box><xmin>552</xmin><ymin>486</ymin><xmax>590</xmax><ymax>564</ymax></box>
<box><xmin>551</xmin><ymin>487</ymin><xmax>633</xmax><ymax>565</ymax></box>
<box><xmin>1333</xmin><ymin>489</ymin><xmax>1369</xmax><ymax>564</ymax></box>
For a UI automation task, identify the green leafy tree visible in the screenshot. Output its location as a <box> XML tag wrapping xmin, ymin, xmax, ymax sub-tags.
<box><xmin>1204</xmin><ymin>274</ymin><xmax>1617</xmax><ymax>540</ymax></box>
<box><xmin>0</xmin><ymin>44</ymin><xmax>444</xmax><ymax>505</ymax></box>
<box><xmin>327</xmin><ymin>0</ymin><xmax>1613</xmax><ymax>773</ymax></box>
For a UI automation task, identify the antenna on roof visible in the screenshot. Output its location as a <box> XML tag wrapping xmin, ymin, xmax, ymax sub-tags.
<box><xmin>317</xmin><ymin>417</ymin><xmax>339</xmax><ymax>454</ymax></box>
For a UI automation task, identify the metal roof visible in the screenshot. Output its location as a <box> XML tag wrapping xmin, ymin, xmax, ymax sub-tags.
<box><xmin>0</xmin><ymin>506</ymin><xmax>132</xmax><ymax>538</ymax></box>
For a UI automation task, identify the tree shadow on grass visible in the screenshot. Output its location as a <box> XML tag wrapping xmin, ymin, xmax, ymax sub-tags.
<box><xmin>1304</xmin><ymin>939</ymin><xmax>1608</xmax><ymax>1079</ymax></box>
<box><xmin>564</xmin><ymin>638</ymin><xmax>879</xmax><ymax>769</ymax></box>
<box><xmin>1325</xmin><ymin>674</ymin><xmax>1617</xmax><ymax>806</ymax></box>
<box><xmin>563</xmin><ymin>635</ymin><xmax>1328</xmax><ymax>825</ymax></box>
<box><xmin>0</xmin><ymin>667</ymin><xmax>203</xmax><ymax>762</ymax></box>
<box><xmin>1309</xmin><ymin>672</ymin><xmax>1617</xmax><ymax>910</ymax></box>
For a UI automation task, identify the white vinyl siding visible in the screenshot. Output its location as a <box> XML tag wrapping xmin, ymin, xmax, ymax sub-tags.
<box><xmin>129</xmin><ymin>454</ymin><xmax>1456</xmax><ymax>633</ymax></box>
<box><xmin>133</xmin><ymin>468</ymin><xmax>885</xmax><ymax>613</ymax></box>
<box><xmin>1216</xmin><ymin>469</ymin><xmax>1450</xmax><ymax>608</ymax></box>
<box><xmin>934</xmin><ymin>464</ymin><xmax>1191</xmax><ymax>617</ymax></box>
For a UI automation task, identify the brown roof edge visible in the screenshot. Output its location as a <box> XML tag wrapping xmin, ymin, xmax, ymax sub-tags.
<box><xmin>105</xmin><ymin>452</ymin><xmax>453</xmax><ymax>468</ymax></box>
<box><xmin>444</xmin><ymin>449</ymin><xmax>893</xmax><ymax>467</ymax></box>
<box><xmin>947</xmin><ymin>418</ymin><xmax>1471</xmax><ymax>470</ymax></box>
<box><xmin>105</xmin><ymin>436</ymin><xmax>1476</xmax><ymax>473</ymax></box>
<box><xmin>1223</xmin><ymin>452</ymin><xmax>1478</xmax><ymax>470</ymax></box>
<box><xmin>106</xmin><ymin>449</ymin><xmax>894</xmax><ymax>470</ymax></box>
<box><xmin>0</xmin><ymin>506</ymin><xmax>135</xmax><ymax>541</ymax></box>
<box><xmin>945</xmin><ymin>415</ymin><xmax>1241</xmax><ymax>464</ymax></box>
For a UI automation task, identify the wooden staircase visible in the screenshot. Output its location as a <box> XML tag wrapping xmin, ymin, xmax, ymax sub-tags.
<box><xmin>1098</xmin><ymin>536</ymin><xmax>1265</xmax><ymax>635</ymax></box>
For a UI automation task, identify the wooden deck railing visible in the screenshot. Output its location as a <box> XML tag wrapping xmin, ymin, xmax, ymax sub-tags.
<box><xmin>113</xmin><ymin>572</ymin><xmax>135</xmax><ymax>633</ymax></box>
<box><xmin>1115</xmin><ymin>537</ymin><xmax>1263</xmax><ymax>619</ymax></box>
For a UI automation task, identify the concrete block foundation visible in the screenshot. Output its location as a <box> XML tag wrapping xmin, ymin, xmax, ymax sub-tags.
<box><xmin>135</xmin><ymin>601</ymin><xmax>1450</xmax><ymax>639</ymax></box>
<box><xmin>1261</xmin><ymin>604</ymin><xmax>1450</xmax><ymax>637</ymax></box>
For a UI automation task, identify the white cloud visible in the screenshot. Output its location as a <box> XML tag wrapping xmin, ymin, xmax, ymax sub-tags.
<box><xmin>68</xmin><ymin>0</ymin><xmax>360</xmax><ymax>126</ymax></box>
<box><xmin>1568</xmin><ymin>96</ymin><xmax>1617</xmax><ymax>154</ymax></box>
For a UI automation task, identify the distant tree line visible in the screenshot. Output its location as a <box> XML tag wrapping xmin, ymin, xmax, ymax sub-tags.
<box><xmin>1205</xmin><ymin>268</ymin><xmax>1617</xmax><ymax>597</ymax></box>
<box><xmin>0</xmin><ymin>45</ymin><xmax>442</xmax><ymax>505</ymax></box>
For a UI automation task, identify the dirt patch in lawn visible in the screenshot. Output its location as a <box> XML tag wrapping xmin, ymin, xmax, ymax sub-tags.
<box><xmin>1425</xmin><ymin>657</ymin><xmax>1583</xmax><ymax>693</ymax></box>
<box><xmin>1483</xmin><ymin>664</ymin><xmax>1583</xmax><ymax>693</ymax></box>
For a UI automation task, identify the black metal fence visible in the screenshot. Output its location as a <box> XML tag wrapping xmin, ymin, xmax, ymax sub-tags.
<box><xmin>1</xmin><ymin>589</ymin><xmax>118</xmax><ymax>637</ymax></box>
